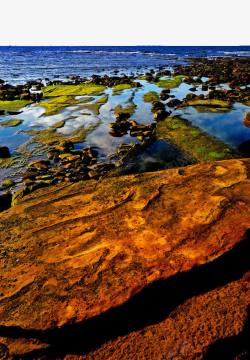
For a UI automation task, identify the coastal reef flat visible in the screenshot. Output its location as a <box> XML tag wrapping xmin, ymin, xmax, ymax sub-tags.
<box><xmin>0</xmin><ymin>53</ymin><xmax>250</xmax><ymax>359</ymax></box>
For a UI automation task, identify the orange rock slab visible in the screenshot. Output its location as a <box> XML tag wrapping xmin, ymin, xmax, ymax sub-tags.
<box><xmin>0</xmin><ymin>159</ymin><xmax>250</xmax><ymax>333</ymax></box>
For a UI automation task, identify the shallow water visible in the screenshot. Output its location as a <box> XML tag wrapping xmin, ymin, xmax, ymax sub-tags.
<box><xmin>0</xmin><ymin>78</ymin><xmax>250</xmax><ymax>187</ymax></box>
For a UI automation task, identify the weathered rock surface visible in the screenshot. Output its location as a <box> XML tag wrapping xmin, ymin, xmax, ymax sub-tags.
<box><xmin>0</xmin><ymin>159</ymin><xmax>250</xmax><ymax>358</ymax></box>
<box><xmin>79</xmin><ymin>273</ymin><xmax>250</xmax><ymax>360</ymax></box>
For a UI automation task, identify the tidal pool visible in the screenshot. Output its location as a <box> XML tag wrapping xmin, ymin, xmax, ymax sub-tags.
<box><xmin>0</xmin><ymin>78</ymin><xmax>249</xmax><ymax>188</ymax></box>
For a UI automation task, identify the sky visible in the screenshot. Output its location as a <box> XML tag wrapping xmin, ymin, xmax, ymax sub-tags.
<box><xmin>0</xmin><ymin>0</ymin><xmax>249</xmax><ymax>46</ymax></box>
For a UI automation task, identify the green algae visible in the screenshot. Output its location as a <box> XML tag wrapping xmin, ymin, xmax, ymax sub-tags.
<box><xmin>42</xmin><ymin>84</ymin><xmax>106</xmax><ymax>97</ymax></box>
<box><xmin>181</xmin><ymin>99</ymin><xmax>232</xmax><ymax>109</ymax></box>
<box><xmin>143</xmin><ymin>91</ymin><xmax>159</xmax><ymax>103</ymax></box>
<box><xmin>0</xmin><ymin>100</ymin><xmax>32</xmax><ymax>112</ymax></box>
<box><xmin>23</xmin><ymin>128</ymin><xmax>88</xmax><ymax>147</ymax></box>
<box><xmin>38</xmin><ymin>96</ymin><xmax>79</xmax><ymax>116</ymax></box>
<box><xmin>81</xmin><ymin>95</ymin><xmax>108</xmax><ymax>115</ymax></box>
<box><xmin>195</xmin><ymin>106</ymin><xmax>231</xmax><ymax>113</ymax></box>
<box><xmin>1</xmin><ymin>179</ymin><xmax>15</xmax><ymax>189</ymax></box>
<box><xmin>112</xmin><ymin>84</ymin><xmax>134</xmax><ymax>95</ymax></box>
<box><xmin>114</xmin><ymin>101</ymin><xmax>137</xmax><ymax>116</ymax></box>
<box><xmin>155</xmin><ymin>75</ymin><xmax>186</xmax><ymax>89</ymax></box>
<box><xmin>52</xmin><ymin>120</ymin><xmax>65</xmax><ymax>129</ymax></box>
<box><xmin>156</xmin><ymin>116</ymin><xmax>237</xmax><ymax>162</ymax></box>
<box><xmin>0</xmin><ymin>119</ymin><xmax>23</xmax><ymax>127</ymax></box>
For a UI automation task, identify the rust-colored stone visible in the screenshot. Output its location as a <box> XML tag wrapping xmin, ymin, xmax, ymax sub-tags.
<box><xmin>0</xmin><ymin>159</ymin><xmax>250</xmax><ymax>334</ymax></box>
<box><xmin>80</xmin><ymin>274</ymin><xmax>250</xmax><ymax>360</ymax></box>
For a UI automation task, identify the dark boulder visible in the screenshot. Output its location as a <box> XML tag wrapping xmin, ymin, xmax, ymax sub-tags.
<box><xmin>0</xmin><ymin>146</ymin><xmax>11</xmax><ymax>158</ymax></box>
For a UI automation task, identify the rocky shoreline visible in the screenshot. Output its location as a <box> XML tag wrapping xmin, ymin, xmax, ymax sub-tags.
<box><xmin>0</xmin><ymin>56</ymin><xmax>249</xmax><ymax>211</ymax></box>
<box><xmin>0</xmin><ymin>55</ymin><xmax>249</xmax><ymax>358</ymax></box>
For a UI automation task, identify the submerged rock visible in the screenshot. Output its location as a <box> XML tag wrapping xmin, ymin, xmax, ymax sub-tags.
<box><xmin>243</xmin><ymin>111</ymin><xmax>250</xmax><ymax>128</ymax></box>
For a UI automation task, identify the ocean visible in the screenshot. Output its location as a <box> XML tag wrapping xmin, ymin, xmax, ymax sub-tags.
<box><xmin>1</xmin><ymin>45</ymin><xmax>250</xmax><ymax>84</ymax></box>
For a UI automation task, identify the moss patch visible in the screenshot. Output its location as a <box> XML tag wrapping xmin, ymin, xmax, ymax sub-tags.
<box><xmin>143</xmin><ymin>91</ymin><xmax>159</xmax><ymax>103</ymax></box>
<box><xmin>156</xmin><ymin>116</ymin><xmax>237</xmax><ymax>162</ymax></box>
<box><xmin>23</xmin><ymin>127</ymin><xmax>88</xmax><ymax>147</ymax></box>
<box><xmin>81</xmin><ymin>95</ymin><xmax>108</xmax><ymax>115</ymax></box>
<box><xmin>155</xmin><ymin>75</ymin><xmax>185</xmax><ymax>89</ymax></box>
<box><xmin>1</xmin><ymin>179</ymin><xmax>15</xmax><ymax>189</ymax></box>
<box><xmin>0</xmin><ymin>119</ymin><xmax>23</xmax><ymax>127</ymax></box>
<box><xmin>112</xmin><ymin>84</ymin><xmax>134</xmax><ymax>95</ymax></box>
<box><xmin>52</xmin><ymin>120</ymin><xmax>65</xmax><ymax>129</ymax></box>
<box><xmin>114</xmin><ymin>102</ymin><xmax>137</xmax><ymax>116</ymax></box>
<box><xmin>195</xmin><ymin>106</ymin><xmax>231</xmax><ymax>113</ymax></box>
<box><xmin>43</xmin><ymin>84</ymin><xmax>106</xmax><ymax>97</ymax></box>
<box><xmin>181</xmin><ymin>99</ymin><xmax>232</xmax><ymax>108</ymax></box>
<box><xmin>0</xmin><ymin>100</ymin><xmax>32</xmax><ymax>112</ymax></box>
<box><xmin>38</xmin><ymin>96</ymin><xmax>79</xmax><ymax>116</ymax></box>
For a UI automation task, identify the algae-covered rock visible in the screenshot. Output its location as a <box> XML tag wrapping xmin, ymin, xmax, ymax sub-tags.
<box><xmin>112</xmin><ymin>83</ymin><xmax>134</xmax><ymax>95</ymax></box>
<box><xmin>42</xmin><ymin>84</ymin><xmax>106</xmax><ymax>97</ymax></box>
<box><xmin>0</xmin><ymin>119</ymin><xmax>23</xmax><ymax>127</ymax></box>
<box><xmin>180</xmin><ymin>98</ymin><xmax>232</xmax><ymax>108</ymax></box>
<box><xmin>156</xmin><ymin>116</ymin><xmax>237</xmax><ymax>162</ymax></box>
<box><xmin>155</xmin><ymin>75</ymin><xmax>186</xmax><ymax>89</ymax></box>
<box><xmin>0</xmin><ymin>100</ymin><xmax>32</xmax><ymax>112</ymax></box>
<box><xmin>143</xmin><ymin>91</ymin><xmax>159</xmax><ymax>102</ymax></box>
<box><xmin>0</xmin><ymin>179</ymin><xmax>15</xmax><ymax>189</ymax></box>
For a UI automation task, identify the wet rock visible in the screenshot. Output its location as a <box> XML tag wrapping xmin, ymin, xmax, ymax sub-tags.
<box><xmin>185</xmin><ymin>93</ymin><xmax>196</xmax><ymax>100</ymax></box>
<box><xmin>153</xmin><ymin>109</ymin><xmax>171</xmax><ymax>122</ymax></box>
<box><xmin>243</xmin><ymin>112</ymin><xmax>250</xmax><ymax>128</ymax></box>
<box><xmin>0</xmin><ymin>119</ymin><xmax>23</xmax><ymax>127</ymax></box>
<box><xmin>159</xmin><ymin>89</ymin><xmax>170</xmax><ymax>101</ymax></box>
<box><xmin>151</xmin><ymin>101</ymin><xmax>165</xmax><ymax>113</ymax></box>
<box><xmin>54</xmin><ymin>141</ymin><xmax>74</xmax><ymax>152</ymax></box>
<box><xmin>27</xmin><ymin>159</ymin><xmax>50</xmax><ymax>171</ymax></box>
<box><xmin>167</xmin><ymin>98</ymin><xmax>182</xmax><ymax>107</ymax></box>
<box><xmin>0</xmin><ymin>146</ymin><xmax>10</xmax><ymax>158</ymax></box>
<box><xmin>109</xmin><ymin>121</ymin><xmax>130</xmax><ymax>136</ymax></box>
<box><xmin>0</xmin><ymin>179</ymin><xmax>15</xmax><ymax>190</ymax></box>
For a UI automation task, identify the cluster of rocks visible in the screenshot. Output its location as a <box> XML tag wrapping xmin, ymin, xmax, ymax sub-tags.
<box><xmin>90</xmin><ymin>74</ymin><xmax>142</xmax><ymax>88</ymax></box>
<box><xmin>109</xmin><ymin>111</ymin><xmax>156</xmax><ymax>142</ymax></box>
<box><xmin>0</xmin><ymin>79</ymin><xmax>43</xmax><ymax>104</ymax></box>
<box><xmin>141</xmin><ymin>69</ymin><xmax>172</xmax><ymax>83</ymax></box>
<box><xmin>174</xmin><ymin>57</ymin><xmax>250</xmax><ymax>87</ymax></box>
<box><xmin>22</xmin><ymin>142</ymin><xmax>100</xmax><ymax>191</ymax></box>
<box><xmin>151</xmin><ymin>101</ymin><xmax>171</xmax><ymax>120</ymax></box>
<box><xmin>179</xmin><ymin>86</ymin><xmax>250</xmax><ymax>107</ymax></box>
